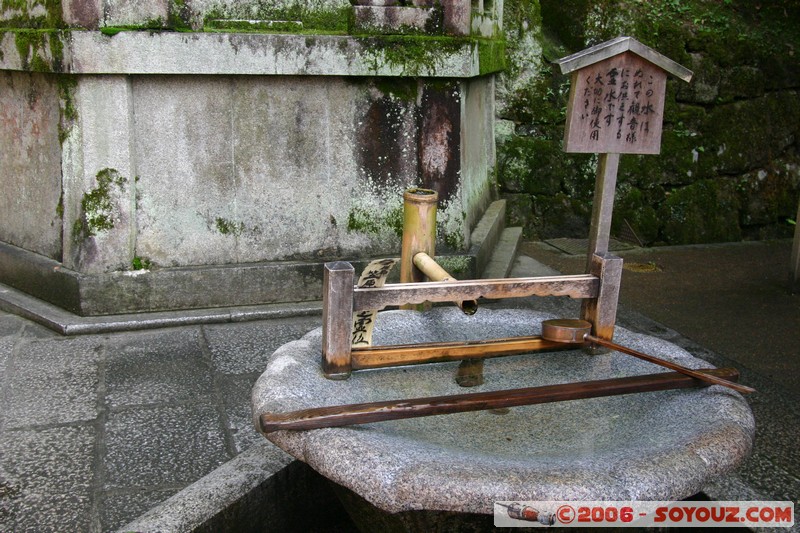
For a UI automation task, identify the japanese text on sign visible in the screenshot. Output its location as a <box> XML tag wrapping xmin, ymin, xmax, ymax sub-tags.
<box><xmin>564</xmin><ymin>52</ymin><xmax>666</xmax><ymax>154</ymax></box>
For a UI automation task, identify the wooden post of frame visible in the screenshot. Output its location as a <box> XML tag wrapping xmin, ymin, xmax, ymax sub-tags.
<box><xmin>322</xmin><ymin>261</ymin><xmax>355</xmax><ymax>379</ymax></box>
<box><xmin>556</xmin><ymin>37</ymin><xmax>693</xmax><ymax>339</ymax></box>
<box><xmin>581</xmin><ymin>252</ymin><xmax>623</xmax><ymax>345</ymax></box>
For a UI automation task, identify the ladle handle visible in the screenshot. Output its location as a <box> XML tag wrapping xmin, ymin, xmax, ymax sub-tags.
<box><xmin>259</xmin><ymin>368</ymin><xmax>741</xmax><ymax>433</ymax></box>
<box><xmin>584</xmin><ymin>335</ymin><xmax>755</xmax><ymax>394</ymax></box>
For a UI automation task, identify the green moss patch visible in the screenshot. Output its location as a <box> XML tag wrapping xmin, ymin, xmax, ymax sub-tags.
<box><xmin>215</xmin><ymin>217</ymin><xmax>245</xmax><ymax>236</ymax></box>
<box><xmin>73</xmin><ymin>168</ymin><xmax>126</xmax><ymax>240</ymax></box>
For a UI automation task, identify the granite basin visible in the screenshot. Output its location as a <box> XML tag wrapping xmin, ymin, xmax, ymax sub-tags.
<box><xmin>252</xmin><ymin>307</ymin><xmax>754</xmax><ymax>515</ymax></box>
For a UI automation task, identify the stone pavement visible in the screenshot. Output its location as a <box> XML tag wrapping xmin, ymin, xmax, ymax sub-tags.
<box><xmin>0</xmin><ymin>312</ymin><xmax>320</xmax><ymax>531</ymax></box>
<box><xmin>1</xmin><ymin>239</ymin><xmax>799</xmax><ymax>531</ymax></box>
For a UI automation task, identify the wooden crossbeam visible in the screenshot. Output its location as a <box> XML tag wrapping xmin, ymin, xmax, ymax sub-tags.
<box><xmin>353</xmin><ymin>274</ymin><xmax>599</xmax><ymax>312</ymax></box>
<box><xmin>351</xmin><ymin>336</ymin><xmax>572</xmax><ymax>370</ymax></box>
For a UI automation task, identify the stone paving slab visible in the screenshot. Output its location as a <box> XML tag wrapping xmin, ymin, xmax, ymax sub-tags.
<box><xmin>0</xmin><ymin>425</ymin><xmax>96</xmax><ymax>532</ymax></box>
<box><xmin>4</xmin><ymin>337</ymin><xmax>103</xmax><ymax>429</ymax></box>
<box><xmin>104</xmin><ymin>403</ymin><xmax>230</xmax><ymax>489</ymax></box>
<box><xmin>105</xmin><ymin>328</ymin><xmax>210</xmax><ymax>408</ymax></box>
<box><xmin>204</xmin><ymin>317</ymin><xmax>321</xmax><ymax>375</ymax></box>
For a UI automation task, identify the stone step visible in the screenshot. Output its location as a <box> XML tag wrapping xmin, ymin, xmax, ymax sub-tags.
<box><xmin>481</xmin><ymin>227</ymin><xmax>523</xmax><ymax>279</ymax></box>
<box><xmin>468</xmin><ymin>199</ymin><xmax>507</xmax><ymax>276</ymax></box>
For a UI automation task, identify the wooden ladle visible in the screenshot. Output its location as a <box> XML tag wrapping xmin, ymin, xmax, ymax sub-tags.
<box><xmin>541</xmin><ymin>319</ymin><xmax>755</xmax><ymax>394</ymax></box>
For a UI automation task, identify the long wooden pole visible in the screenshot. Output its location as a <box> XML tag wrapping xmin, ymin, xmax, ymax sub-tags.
<box><xmin>259</xmin><ymin>368</ymin><xmax>740</xmax><ymax>433</ymax></box>
<box><xmin>586</xmin><ymin>153</ymin><xmax>620</xmax><ymax>265</ymax></box>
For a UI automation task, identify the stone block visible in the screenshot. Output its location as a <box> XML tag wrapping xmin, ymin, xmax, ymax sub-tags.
<box><xmin>442</xmin><ymin>0</ymin><xmax>471</xmax><ymax>35</ymax></box>
<box><xmin>217</xmin><ymin>375</ymin><xmax>264</xmax><ymax>453</ymax></box>
<box><xmin>658</xmin><ymin>179</ymin><xmax>743</xmax><ymax>245</ymax></box>
<box><xmin>3</xmin><ymin>336</ymin><xmax>102</xmax><ymax>428</ymax></box>
<box><xmin>103</xmin><ymin>0</ymin><xmax>169</xmax><ymax>28</ymax></box>
<box><xmin>231</xmin><ymin>77</ymin><xmax>364</xmax><ymax>263</ymax></box>
<box><xmin>132</xmin><ymin>76</ymin><xmax>238</xmax><ymax>268</ymax></box>
<box><xmin>0</xmin><ymin>20</ymin><xmax>503</xmax><ymax>315</ymax></box>
<box><xmin>0</xmin><ymin>72</ymin><xmax>62</xmax><ymax>260</ymax></box>
<box><xmin>104</xmin><ymin>326</ymin><xmax>210</xmax><ymax>408</ymax></box>
<box><xmin>62</xmin><ymin>76</ymin><xmax>138</xmax><ymax>273</ymax></box>
<box><xmin>99</xmin><ymin>489</ymin><xmax>176</xmax><ymax>532</ymax></box>
<box><xmin>352</xmin><ymin>6</ymin><xmax>439</xmax><ymax>35</ymax></box>
<box><xmin>62</xmin><ymin>0</ymin><xmax>103</xmax><ymax>29</ymax></box>
<box><xmin>461</xmin><ymin>75</ymin><xmax>496</xmax><ymax>237</ymax></box>
<box><xmin>253</xmin><ymin>308</ymin><xmax>754</xmax><ymax>513</ymax></box>
<box><xmin>204</xmin><ymin>316</ymin><xmax>320</xmax><ymax>375</ymax></box>
<box><xmin>104</xmin><ymin>403</ymin><xmax>229</xmax><ymax>488</ymax></box>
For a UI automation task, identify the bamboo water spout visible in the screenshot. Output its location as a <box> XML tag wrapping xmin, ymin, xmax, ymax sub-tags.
<box><xmin>413</xmin><ymin>252</ymin><xmax>478</xmax><ymax>315</ymax></box>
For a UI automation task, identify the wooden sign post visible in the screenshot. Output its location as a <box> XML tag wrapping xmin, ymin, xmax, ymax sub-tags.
<box><xmin>555</xmin><ymin>37</ymin><xmax>693</xmax><ymax>340</ymax></box>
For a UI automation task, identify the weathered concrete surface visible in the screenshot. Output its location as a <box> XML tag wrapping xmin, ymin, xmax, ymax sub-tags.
<box><xmin>1</xmin><ymin>71</ymin><xmax>495</xmax><ymax>313</ymax></box>
<box><xmin>0</xmin><ymin>311</ymin><xmax>322</xmax><ymax>531</ymax></box>
<box><xmin>0</xmin><ymin>31</ymin><xmax>496</xmax><ymax>78</ymax></box>
<box><xmin>132</xmin><ymin>75</ymin><xmax>368</xmax><ymax>267</ymax></box>
<box><xmin>0</xmin><ymin>71</ymin><xmax>62</xmax><ymax>260</ymax></box>
<box><xmin>62</xmin><ymin>75</ymin><xmax>137</xmax><ymax>273</ymax></box>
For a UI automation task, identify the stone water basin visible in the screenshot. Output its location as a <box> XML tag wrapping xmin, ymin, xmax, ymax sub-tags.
<box><xmin>251</xmin><ymin>307</ymin><xmax>754</xmax><ymax>515</ymax></box>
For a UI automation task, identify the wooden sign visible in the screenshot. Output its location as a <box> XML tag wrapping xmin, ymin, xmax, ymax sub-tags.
<box><xmin>564</xmin><ymin>52</ymin><xmax>667</xmax><ymax>154</ymax></box>
<box><xmin>557</xmin><ymin>37</ymin><xmax>693</xmax><ymax>155</ymax></box>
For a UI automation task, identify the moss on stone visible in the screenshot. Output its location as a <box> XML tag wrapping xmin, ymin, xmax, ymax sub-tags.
<box><xmin>200</xmin><ymin>3</ymin><xmax>350</xmax><ymax>34</ymax></box>
<box><xmin>1</xmin><ymin>0</ymin><xmax>63</xmax><ymax>29</ymax></box>
<box><xmin>347</xmin><ymin>207</ymin><xmax>382</xmax><ymax>235</ymax></box>
<box><xmin>658</xmin><ymin>179</ymin><xmax>742</xmax><ymax>244</ymax></box>
<box><xmin>4</xmin><ymin>29</ymin><xmax>67</xmax><ymax>72</ymax></box>
<box><xmin>441</xmin><ymin>228</ymin><xmax>464</xmax><ymax>250</ymax></box>
<box><xmin>215</xmin><ymin>217</ymin><xmax>244</xmax><ymax>236</ymax></box>
<box><xmin>384</xmin><ymin>205</ymin><xmax>404</xmax><ymax>238</ymax></box>
<box><xmin>375</xmin><ymin>78</ymin><xmax>418</xmax><ymax>102</ymax></box>
<box><xmin>498</xmin><ymin>136</ymin><xmax>569</xmax><ymax>196</ymax></box>
<box><xmin>73</xmin><ymin>168</ymin><xmax>126</xmax><ymax>240</ymax></box>
<box><xmin>131</xmin><ymin>256</ymin><xmax>152</xmax><ymax>270</ymax></box>
<box><xmin>434</xmin><ymin>254</ymin><xmax>471</xmax><ymax>276</ymax></box>
<box><xmin>498</xmin><ymin>0</ymin><xmax>800</xmax><ymax>245</ymax></box>
<box><xmin>57</xmin><ymin>75</ymin><xmax>78</xmax><ymax>144</ymax></box>
<box><xmin>12</xmin><ymin>29</ymin><xmax>45</xmax><ymax>69</ymax></box>
<box><xmin>531</xmin><ymin>192</ymin><xmax>592</xmax><ymax>240</ymax></box>
<box><xmin>477</xmin><ymin>38</ymin><xmax>506</xmax><ymax>75</ymax></box>
<box><xmin>613</xmin><ymin>186</ymin><xmax>660</xmax><ymax>245</ymax></box>
<box><xmin>358</xmin><ymin>35</ymin><xmax>466</xmax><ymax>76</ymax></box>
<box><xmin>55</xmin><ymin>191</ymin><xmax>64</xmax><ymax>219</ymax></box>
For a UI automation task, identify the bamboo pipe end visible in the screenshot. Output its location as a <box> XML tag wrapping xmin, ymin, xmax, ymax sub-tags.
<box><xmin>404</xmin><ymin>188</ymin><xmax>438</xmax><ymax>203</ymax></box>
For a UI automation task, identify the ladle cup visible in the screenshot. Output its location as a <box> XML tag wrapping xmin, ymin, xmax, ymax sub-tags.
<box><xmin>541</xmin><ymin>319</ymin><xmax>755</xmax><ymax>394</ymax></box>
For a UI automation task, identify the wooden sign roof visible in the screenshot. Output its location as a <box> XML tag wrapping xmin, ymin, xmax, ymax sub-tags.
<box><xmin>555</xmin><ymin>36</ymin><xmax>693</xmax><ymax>82</ymax></box>
<box><xmin>556</xmin><ymin>37</ymin><xmax>693</xmax><ymax>155</ymax></box>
